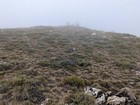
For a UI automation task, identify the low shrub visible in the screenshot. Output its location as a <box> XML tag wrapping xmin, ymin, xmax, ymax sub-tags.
<box><xmin>115</xmin><ymin>59</ymin><xmax>134</xmax><ymax>69</ymax></box>
<box><xmin>64</xmin><ymin>76</ymin><xmax>88</xmax><ymax>87</ymax></box>
<box><xmin>1</xmin><ymin>73</ymin><xmax>47</xmax><ymax>104</ymax></box>
<box><xmin>65</xmin><ymin>93</ymin><xmax>95</xmax><ymax>105</ymax></box>
<box><xmin>0</xmin><ymin>62</ymin><xmax>13</xmax><ymax>71</ymax></box>
<box><xmin>50</xmin><ymin>59</ymin><xmax>77</xmax><ymax>70</ymax></box>
<box><xmin>8</xmin><ymin>74</ymin><xmax>31</xmax><ymax>86</ymax></box>
<box><xmin>99</xmin><ymin>80</ymin><xmax>112</xmax><ymax>89</ymax></box>
<box><xmin>5</xmin><ymin>73</ymin><xmax>44</xmax><ymax>88</ymax></box>
<box><xmin>93</xmin><ymin>54</ymin><xmax>106</xmax><ymax>63</ymax></box>
<box><xmin>12</xmin><ymin>61</ymin><xmax>27</xmax><ymax>70</ymax></box>
<box><xmin>77</xmin><ymin>59</ymin><xmax>91</xmax><ymax>67</ymax></box>
<box><xmin>37</xmin><ymin>60</ymin><xmax>49</xmax><ymax>67</ymax></box>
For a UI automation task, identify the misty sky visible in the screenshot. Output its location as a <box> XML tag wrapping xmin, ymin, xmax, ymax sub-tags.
<box><xmin>0</xmin><ymin>0</ymin><xmax>140</xmax><ymax>36</ymax></box>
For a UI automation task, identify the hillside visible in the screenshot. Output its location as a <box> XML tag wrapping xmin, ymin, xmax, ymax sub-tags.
<box><xmin>0</xmin><ymin>26</ymin><xmax>140</xmax><ymax>105</ymax></box>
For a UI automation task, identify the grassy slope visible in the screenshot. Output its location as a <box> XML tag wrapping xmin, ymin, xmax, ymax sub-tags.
<box><xmin>0</xmin><ymin>26</ymin><xmax>140</xmax><ymax>104</ymax></box>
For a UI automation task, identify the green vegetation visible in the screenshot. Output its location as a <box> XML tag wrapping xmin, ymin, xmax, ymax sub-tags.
<box><xmin>64</xmin><ymin>76</ymin><xmax>88</xmax><ymax>87</ymax></box>
<box><xmin>93</xmin><ymin>54</ymin><xmax>106</xmax><ymax>63</ymax></box>
<box><xmin>0</xmin><ymin>62</ymin><xmax>13</xmax><ymax>71</ymax></box>
<box><xmin>65</xmin><ymin>93</ymin><xmax>95</xmax><ymax>105</ymax></box>
<box><xmin>77</xmin><ymin>59</ymin><xmax>91</xmax><ymax>67</ymax></box>
<box><xmin>37</xmin><ymin>60</ymin><xmax>49</xmax><ymax>67</ymax></box>
<box><xmin>0</xmin><ymin>72</ymin><xmax>47</xmax><ymax>104</ymax></box>
<box><xmin>38</xmin><ymin>57</ymin><xmax>91</xmax><ymax>71</ymax></box>
<box><xmin>115</xmin><ymin>58</ymin><xmax>135</xmax><ymax>69</ymax></box>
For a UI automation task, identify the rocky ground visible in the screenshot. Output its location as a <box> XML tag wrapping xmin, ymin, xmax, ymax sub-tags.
<box><xmin>0</xmin><ymin>26</ymin><xmax>140</xmax><ymax>105</ymax></box>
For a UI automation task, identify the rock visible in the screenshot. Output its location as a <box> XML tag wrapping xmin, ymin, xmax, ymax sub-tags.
<box><xmin>41</xmin><ymin>98</ymin><xmax>49</xmax><ymax>105</ymax></box>
<box><xmin>105</xmin><ymin>91</ymin><xmax>112</xmax><ymax>96</ymax></box>
<box><xmin>107</xmin><ymin>96</ymin><xmax>126</xmax><ymax>105</ymax></box>
<box><xmin>84</xmin><ymin>86</ymin><xmax>103</xmax><ymax>97</ymax></box>
<box><xmin>84</xmin><ymin>86</ymin><xmax>106</xmax><ymax>105</ymax></box>
<box><xmin>95</xmin><ymin>93</ymin><xmax>106</xmax><ymax>105</ymax></box>
<box><xmin>84</xmin><ymin>87</ymin><xmax>138</xmax><ymax>105</ymax></box>
<box><xmin>116</xmin><ymin>87</ymin><xmax>138</xmax><ymax>105</ymax></box>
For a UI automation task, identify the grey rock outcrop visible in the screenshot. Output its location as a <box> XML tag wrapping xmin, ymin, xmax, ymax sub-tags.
<box><xmin>84</xmin><ymin>87</ymin><xmax>138</xmax><ymax>105</ymax></box>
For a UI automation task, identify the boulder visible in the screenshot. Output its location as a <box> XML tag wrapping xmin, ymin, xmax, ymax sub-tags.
<box><xmin>84</xmin><ymin>87</ymin><xmax>138</xmax><ymax>105</ymax></box>
<box><xmin>95</xmin><ymin>93</ymin><xmax>106</xmax><ymax>105</ymax></box>
<box><xmin>107</xmin><ymin>96</ymin><xmax>126</xmax><ymax>105</ymax></box>
<box><xmin>84</xmin><ymin>86</ymin><xmax>103</xmax><ymax>97</ymax></box>
<box><xmin>116</xmin><ymin>87</ymin><xmax>138</xmax><ymax>105</ymax></box>
<box><xmin>84</xmin><ymin>86</ymin><xmax>106</xmax><ymax>105</ymax></box>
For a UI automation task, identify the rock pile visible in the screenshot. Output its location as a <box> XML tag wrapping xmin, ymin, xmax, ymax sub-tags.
<box><xmin>84</xmin><ymin>87</ymin><xmax>138</xmax><ymax>105</ymax></box>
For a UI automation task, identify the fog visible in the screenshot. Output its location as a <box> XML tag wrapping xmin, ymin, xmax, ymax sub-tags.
<box><xmin>0</xmin><ymin>0</ymin><xmax>140</xmax><ymax>36</ymax></box>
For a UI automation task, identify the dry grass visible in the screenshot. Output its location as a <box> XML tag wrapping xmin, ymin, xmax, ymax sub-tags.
<box><xmin>0</xmin><ymin>26</ymin><xmax>139</xmax><ymax>104</ymax></box>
